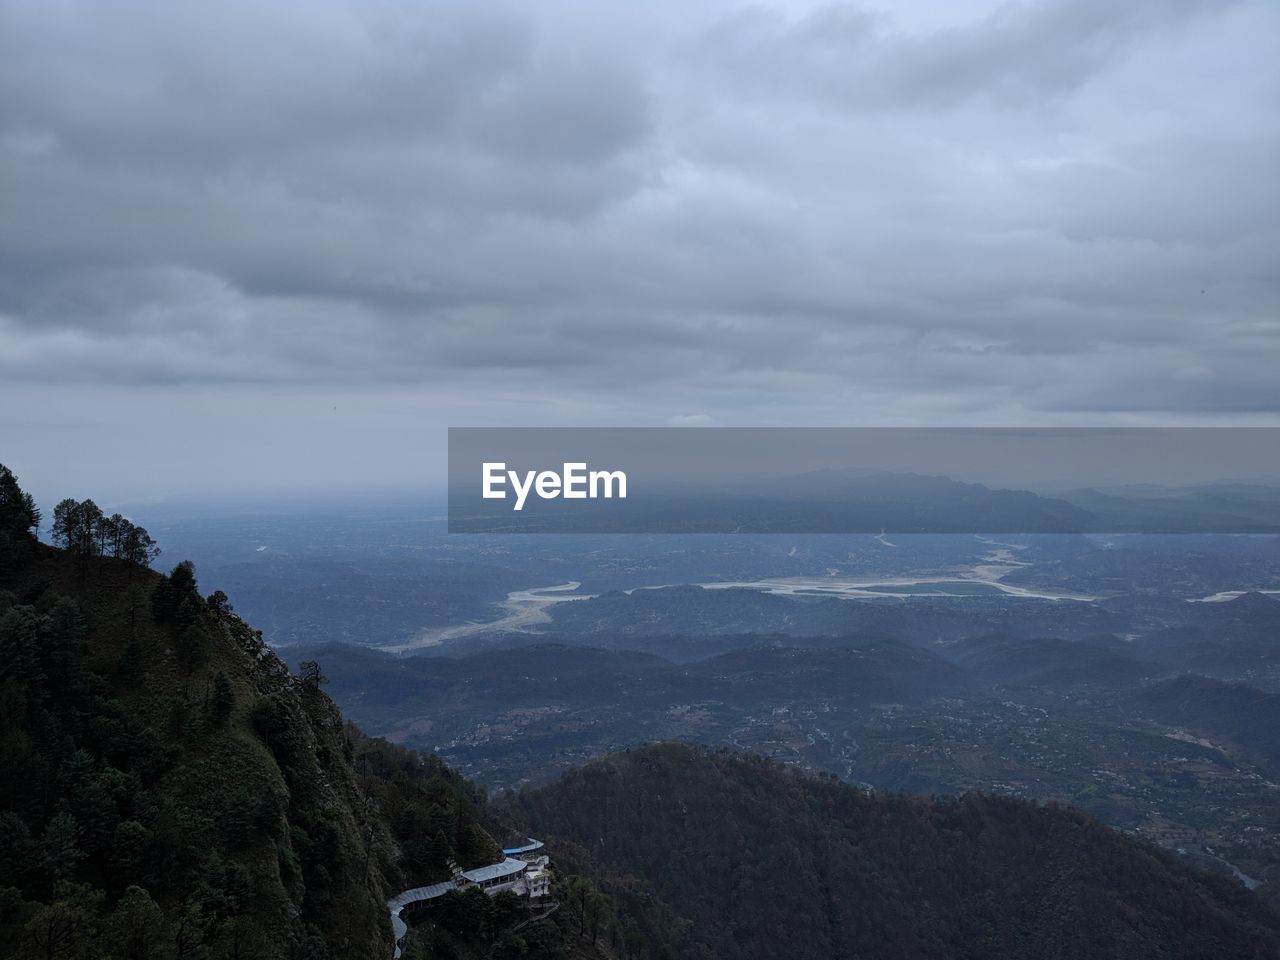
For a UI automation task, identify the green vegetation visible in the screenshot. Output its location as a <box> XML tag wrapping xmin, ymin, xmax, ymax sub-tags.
<box><xmin>0</xmin><ymin>466</ymin><xmax>599</xmax><ymax>959</ymax></box>
<box><xmin>349</xmin><ymin>735</ymin><xmax>498</xmax><ymax>887</ymax></box>
<box><xmin>512</xmin><ymin>742</ymin><xmax>1280</xmax><ymax>960</ymax></box>
<box><xmin>49</xmin><ymin>498</ymin><xmax>159</xmax><ymax>567</ymax></box>
<box><xmin>0</xmin><ymin>466</ymin><xmax>40</xmax><ymax>546</ymax></box>
<box><xmin>4</xmin><ymin>463</ymin><xmax>1278</xmax><ymax>959</ymax></box>
<box><xmin>396</xmin><ymin>885</ymin><xmax>611</xmax><ymax>960</ymax></box>
<box><xmin>0</xmin><ymin>545</ymin><xmax>393</xmax><ymax>957</ymax></box>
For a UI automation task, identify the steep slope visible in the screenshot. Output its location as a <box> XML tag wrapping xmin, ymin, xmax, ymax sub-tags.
<box><xmin>0</xmin><ymin>470</ymin><xmax>610</xmax><ymax>960</ymax></box>
<box><xmin>513</xmin><ymin>742</ymin><xmax>1280</xmax><ymax>960</ymax></box>
<box><xmin>0</xmin><ymin>538</ymin><xmax>398</xmax><ymax>957</ymax></box>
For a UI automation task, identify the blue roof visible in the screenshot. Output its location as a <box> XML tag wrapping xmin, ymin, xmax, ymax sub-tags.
<box><xmin>502</xmin><ymin>838</ymin><xmax>545</xmax><ymax>855</ymax></box>
<box><xmin>389</xmin><ymin>843</ymin><xmax>547</xmax><ymax>954</ymax></box>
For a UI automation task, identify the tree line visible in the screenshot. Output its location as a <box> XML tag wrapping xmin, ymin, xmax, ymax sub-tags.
<box><xmin>2</xmin><ymin>462</ymin><xmax>161</xmax><ymax>568</ymax></box>
<box><xmin>51</xmin><ymin>497</ymin><xmax>160</xmax><ymax>567</ymax></box>
<box><xmin>0</xmin><ymin>489</ymin><xmax>396</xmax><ymax>957</ymax></box>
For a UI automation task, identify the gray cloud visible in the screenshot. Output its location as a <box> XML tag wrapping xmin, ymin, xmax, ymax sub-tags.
<box><xmin>0</xmin><ymin>0</ymin><xmax>1277</xmax><ymax>497</ymax></box>
<box><xmin>693</xmin><ymin>0</ymin><xmax>1224</xmax><ymax>110</ymax></box>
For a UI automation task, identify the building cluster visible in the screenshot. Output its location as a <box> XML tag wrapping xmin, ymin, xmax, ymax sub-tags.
<box><xmin>388</xmin><ymin>839</ymin><xmax>552</xmax><ymax>958</ymax></box>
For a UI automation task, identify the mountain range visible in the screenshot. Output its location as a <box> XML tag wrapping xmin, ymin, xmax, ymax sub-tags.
<box><xmin>2</xmin><ymin>469</ymin><xmax>1279</xmax><ymax>957</ymax></box>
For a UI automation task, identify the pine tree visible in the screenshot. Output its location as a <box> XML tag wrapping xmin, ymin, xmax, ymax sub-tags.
<box><xmin>298</xmin><ymin>660</ymin><xmax>328</xmax><ymax>692</ymax></box>
<box><xmin>206</xmin><ymin>590</ymin><xmax>231</xmax><ymax>620</ymax></box>
<box><xmin>168</xmin><ymin>560</ymin><xmax>198</xmax><ymax>602</ymax></box>
<box><xmin>74</xmin><ymin>500</ymin><xmax>103</xmax><ymax>556</ymax></box>
<box><xmin>51</xmin><ymin>499</ymin><xmax>80</xmax><ymax>550</ymax></box>
<box><xmin>0</xmin><ymin>464</ymin><xmax>39</xmax><ymax>543</ymax></box>
<box><xmin>120</xmin><ymin>524</ymin><xmax>160</xmax><ymax>569</ymax></box>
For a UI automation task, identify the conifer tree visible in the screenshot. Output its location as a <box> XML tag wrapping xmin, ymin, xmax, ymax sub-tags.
<box><xmin>0</xmin><ymin>464</ymin><xmax>39</xmax><ymax>543</ymax></box>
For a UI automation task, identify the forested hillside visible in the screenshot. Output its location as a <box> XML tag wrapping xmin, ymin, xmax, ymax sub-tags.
<box><xmin>0</xmin><ymin>467</ymin><xmax>608</xmax><ymax>960</ymax></box>
<box><xmin>0</xmin><ymin>538</ymin><xmax>391</xmax><ymax>953</ymax></box>
<box><xmin>512</xmin><ymin>742</ymin><xmax>1280</xmax><ymax>960</ymax></box>
<box><xmin>6</xmin><ymin>464</ymin><xmax>1280</xmax><ymax>960</ymax></box>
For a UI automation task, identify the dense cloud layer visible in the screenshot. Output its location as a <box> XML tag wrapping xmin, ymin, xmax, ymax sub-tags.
<box><xmin>1</xmin><ymin>0</ymin><xmax>1277</xmax><ymax>496</ymax></box>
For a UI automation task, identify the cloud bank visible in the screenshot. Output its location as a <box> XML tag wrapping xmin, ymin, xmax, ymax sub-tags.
<box><xmin>1</xmin><ymin>0</ymin><xmax>1276</xmax><ymax>495</ymax></box>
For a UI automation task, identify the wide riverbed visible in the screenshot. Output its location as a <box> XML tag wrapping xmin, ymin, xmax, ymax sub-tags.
<box><xmin>382</xmin><ymin>582</ymin><xmax>594</xmax><ymax>653</ymax></box>
<box><xmin>384</xmin><ymin>549</ymin><xmax>1095</xmax><ymax>652</ymax></box>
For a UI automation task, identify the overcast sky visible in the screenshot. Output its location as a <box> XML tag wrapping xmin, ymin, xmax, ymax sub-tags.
<box><xmin>2</xmin><ymin>0</ymin><xmax>1277</xmax><ymax>501</ymax></box>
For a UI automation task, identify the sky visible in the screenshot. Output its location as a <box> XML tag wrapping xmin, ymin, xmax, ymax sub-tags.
<box><xmin>1</xmin><ymin>0</ymin><xmax>1277</xmax><ymax>502</ymax></box>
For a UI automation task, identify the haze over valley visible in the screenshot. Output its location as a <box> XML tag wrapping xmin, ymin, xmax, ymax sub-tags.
<box><xmin>125</xmin><ymin>491</ymin><xmax>1280</xmax><ymax>914</ymax></box>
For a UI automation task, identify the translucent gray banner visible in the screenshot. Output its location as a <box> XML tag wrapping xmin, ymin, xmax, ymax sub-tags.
<box><xmin>448</xmin><ymin>428</ymin><xmax>1280</xmax><ymax>533</ymax></box>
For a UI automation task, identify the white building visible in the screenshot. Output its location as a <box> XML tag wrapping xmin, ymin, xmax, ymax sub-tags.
<box><xmin>388</xmin><ymin>839</ymin><xmax>554</xmax><ymax>958</ymax></box>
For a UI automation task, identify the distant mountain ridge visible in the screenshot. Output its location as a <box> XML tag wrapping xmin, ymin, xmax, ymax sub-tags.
<box><xmin>1131</xmin><ymin>674</ymin><xmax>1280</xmax><ymax>772</ymax></box>
<box><xmin>944</xmin><ymin>634</ymin><xmax>1156</xmax><ymax>688</ymax></box>
<box><xmin>8</xmin><ymin>465</ymin><xmax>1280</xmax><ymax>959</ymax></box>
<box><xmin>1063</xmin><ymin>483</ymin><xmax>1280</xmax><ymax>532</ymax></box>
<box><xmin>512</xmin><ymin>742</ymin><xmax>1280</xmax><ymax>960</ymax></box>
<box><xmin>454</xmin><ymin>469</ymin><xmax>1280</xmax><ymax>533</ymax></box>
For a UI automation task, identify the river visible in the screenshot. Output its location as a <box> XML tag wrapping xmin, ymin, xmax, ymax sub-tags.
<box><xmin>384</xmin><ymin>547</ymin><xmax>1098</xmax><ymax>653</ymax></box>
<box><xmin>382</xmin><ymin>582</ymin><xmax>595</xmax><ymax>653</ymax></box>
